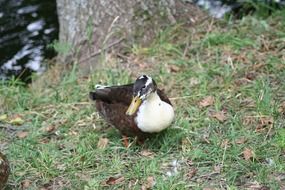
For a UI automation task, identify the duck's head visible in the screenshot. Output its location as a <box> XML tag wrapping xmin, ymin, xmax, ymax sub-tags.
<box><xmin>126</xmin><ymin>75</ymin><xmax>157</xmax><ymax>116</ymax></box>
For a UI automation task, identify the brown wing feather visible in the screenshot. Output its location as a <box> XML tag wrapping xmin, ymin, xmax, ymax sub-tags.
<box><xmin>95</xmin><ymin>101</ymin><xmax>150</xmax><ymax>138</ymax></box>
<box><xmin>89</xmin><ymin>84</ymin><xmax>170</xmax><ymax>139</ymax></box>
<box><xmin>89</xmin><ymin>84</ymin><xmax>133</xmax><ymax>105</ymax></box>
<box><xmin>90</xmin><ymin>84</ymin><xmax>150</xmax><ymax>138</ymax></box>
<box><xmin>157</xmin><ymin>89</ymin><xmax>172</xmax><ymax>105</ymax></box>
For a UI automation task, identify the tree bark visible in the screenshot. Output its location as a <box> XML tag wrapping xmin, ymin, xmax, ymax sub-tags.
<box><xmin>56</xmin><ymin>0</ymin><xmax>207</xmax><ymax>70</ymax></box>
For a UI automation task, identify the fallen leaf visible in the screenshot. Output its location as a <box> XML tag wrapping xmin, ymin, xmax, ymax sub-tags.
<box><xmin>97</xmin><ymin>137</ymin><xmax>109</xmax><ymax>149</ymax></box>
<box><xmin>242</xmin><ymin>116</ymin><xmax>256</xmax><ymax>126</ymax></box>
<box><xmin>21</xmin><ymin>179</ymin><xmax>31</xmax><ymax>189</ymax></box>
<box><xmin>141</xmin><ymin>176</ymin><xmax>155</xmax><ymax>190</ymax></box>
<box><xmin>169</xmin><ymin>65</ymin><xmax>180</xmax><ymax>73</ymax></box>
<box><xmin>43</xmin><ymin>125</ymin><xmax>56</xmax><ymax>133</ymax></box>
<box><xmin>17</xmin><ymin>131</ymin><xmax>29</xmax><ymax>139</ymax></box>
<box><xmin>68</xmin><ymin>130</ymin><xmax>78</xmax><ymax>136</ymax></box>
<box><xmin>186</xmin><ymin>167</ymin><xmax>197</xmax><ymax>179</ymax></box>
<box><xmin>10</xmin><ymin>116</ymin><xmax>25</xmax><ymax>125</ymax></box>
<box><xmin>139</xmin><ymin>149</ymin><xmax>155</xmax><ymax>157</ymax></box>
<box><xmin>244</xmin><ymin>181</ymin><xmax>269</xmax><ymax>190</ymax></box>
<box><xmin>105</xmin><ymin>176</ymin><xmax>125</xmax><ymax>185</ymax></box>
<box><xmin>256</xmin><ymin>116</ymin><xmax>273</xmax><ymax>132</ymax></box>
<box><xmin>243</xmin><ymin>147</ymin><xmax>254</xmax><ymax>160</ymax></box>
<box><xmin>278</xmin><ymin>101</ymin><xmax>285</xmax><ymax>115</ymax></box>
<box><xmin>210</xmin><ymin>111</ymin><xmax>227</xmax><ymax>122</ymax></box>
<box><xmin>39</xmin><ymin>137</ymin><xmax>50</xmax><ymax>144</ymax></box>
<box><xmin>199</xmin><ymin>96</ymin><xmax>215</xmax><ymax>107</ymax></box>
<box><xmin>235</xmin><ymin>137</ymin><xmax>246</xmax><ymax>144</ymax></box>
<box><xmin>0</xmin><ymin>114</ymin><xmax>8</xmax><ymax>122</ymax></box>
<box><xmin>245</xmin><ymin>71</ymin><xmax>257</xmax><ymax>80</ymax></box>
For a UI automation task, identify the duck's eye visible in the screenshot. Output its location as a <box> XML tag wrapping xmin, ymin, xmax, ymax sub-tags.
<box><xmin>142</xmin><ymin>85</ymin><xmax>146</xmax><ymax>89</ymax></box>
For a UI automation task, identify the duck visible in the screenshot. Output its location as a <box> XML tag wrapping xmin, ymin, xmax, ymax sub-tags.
<box><xmin>0</xmin><ymin>152</ymin><xmax>9</xmax><ymax>190</ymax></box>
<box><xmin>89</xmin><ymin>75</ymin><xmax>174</xmax><ymax>145</ymax></box>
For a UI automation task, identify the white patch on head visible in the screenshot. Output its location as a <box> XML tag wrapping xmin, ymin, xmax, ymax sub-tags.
<box><xmin>145</xmin><ymin>76</ymin><xmax>153</xmax><ymax>87</ymax></box>
<box><xmin>137</xmin><ymin>75</ymin><xmax>153</xmax><ymax>99</ymax></box>
<box><xmin>135</xmin><ymin>92</ymin><xmax>174</xmax><ymax>133</ymax></box>
<box><xmin>95</xmin><ymin>84</ymin><xmax>108</xmax><ymax>89</ymax></box>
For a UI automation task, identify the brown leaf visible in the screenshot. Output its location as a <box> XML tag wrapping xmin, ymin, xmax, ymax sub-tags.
<box><xmin>139</xmin><ymin>149</ymin><xmax>155</xmax><ymax>157</ymax></box>
<box><xmin>169</xmin><ymin>65</ymin><xmax>180</xmax><ymax>73</ymax></box>
<box><xmin>210</xmin><ymin>111</ymin><xmax>227</xmax><ymax>122</ymax></box>
<box><xmin>141</xmin><ymin>176</ymin><xmax>155</xmax><ymax>190</ymax></box>
<box><xmin>235</xmin><ymin>137</ymin><xmax>246</xmax><ymax>144</ymax></box>
<box><xmin>17</xmin><ymin>131</ymin><xmax>29</xmax><ymax>139</ymax></box>
<box><xmin>243</xmin><ymin>147</ymin><xmax>254</xmax><ymax>160</ymax></box>
<box><xmin>105</xmin><ymin>176</ymin><xmax>125</xmax><ymax>185</ymax></box>
<box><xmin>278</xmin><ymin>101</ymin><xmax>285</xmax><ymax>114</ymax></box>
<box><xmin>21</xmin><ymin>179</ymin><xmax>31</xmax><ymax>189</ymax></box>
<box><xmin>244</xmin><ymin>181</ymin><xmax>269</xmax><ymax>190</ymax></box>
<box><xmin>256</xmin><ymin>116</ymin><xmax>273</xmax><ymax>132</ymax></box>
<box><xmin>97</xmin><ymin>137</ymin><xmax>109</xmax><ymax>149</ymax></box>
<box><xmin>199</xmin><ymin>96</ymin><xmax>215</xmax><ymax>107</ymax></box>
<box><xmin>68</xmin><ymin>130</ymin><xmax>79</xmax><ymax>136</ymax></box>
<box><xmin>186</xmin><ymin>167</ymin><xmax>197</xmax><ymax>179</ymax></box>
<box><xmin>39</xmin><ymin>137</ymin><xmax>50</xmax><ymax>144</ymax></box>
<box><xmin>43</xmin><ymin>125</ymin><xmax>56</xmax><ymax>133</ymax></box>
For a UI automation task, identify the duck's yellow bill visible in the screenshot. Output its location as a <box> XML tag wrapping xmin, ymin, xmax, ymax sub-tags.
<box><xmin>126</xmin><ymin>96</ymin><xmax>142</xmax><ymax>116</ymax></box>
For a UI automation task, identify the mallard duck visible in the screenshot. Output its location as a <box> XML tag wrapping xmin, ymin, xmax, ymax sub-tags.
<box><xmin>0</xmin><ymin>152</ymin><xmax>9</xmax><ymax>190</ymax></box>
<box><xmin>89</xmin><ymin>75</ymin><xmax>174</xmax><ymax>144</ymax></box>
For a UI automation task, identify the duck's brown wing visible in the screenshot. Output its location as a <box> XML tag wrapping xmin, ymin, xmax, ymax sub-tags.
<box><xmin>157</xmin><ymin>88</ymin><xmax>172</xmax><ymax>105</ymax></box>
<box><xmin>89</xmin><ymin>84</ymin><xmax>133</xmax><ymax>105</ymax></box>
<box><xmin>89</xmin><ymin>84</ymin><xmax>150</xmax><ymax>138</ymax></box>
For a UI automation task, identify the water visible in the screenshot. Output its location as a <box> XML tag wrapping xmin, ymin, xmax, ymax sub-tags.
<box><xmin>195</xmin><ymin>0</ymin><xmax>285</xmax><ymax>18</ymax></box>
<box><xmin>0</xmin><ymin>0</ymin><xmax>58</xmax><ymax>82</ymax></box>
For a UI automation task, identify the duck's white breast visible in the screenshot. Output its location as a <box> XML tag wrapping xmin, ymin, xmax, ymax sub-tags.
<box><xmin>135</xmin><ymin>92</ymin><xmax>174</xmax><ymax>133</ymax></box>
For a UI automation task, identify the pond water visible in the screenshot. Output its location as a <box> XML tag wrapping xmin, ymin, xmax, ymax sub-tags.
<box><xmin>0</xmin><ymin>0</ymin><xmax>58</xmax><ymax>82</ymax></box>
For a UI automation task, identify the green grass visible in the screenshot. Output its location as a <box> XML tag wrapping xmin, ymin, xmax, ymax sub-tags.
<box><xmin>1</xmin><ymin>11</ymin><xmax>285</xmax><ymax>189</ymax></box>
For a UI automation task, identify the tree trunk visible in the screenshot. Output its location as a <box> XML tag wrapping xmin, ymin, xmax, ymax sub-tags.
<box><xmin>56</xmin><ymin>0</ymin><xmax>207</xmax><ymax>70</ymax></box>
